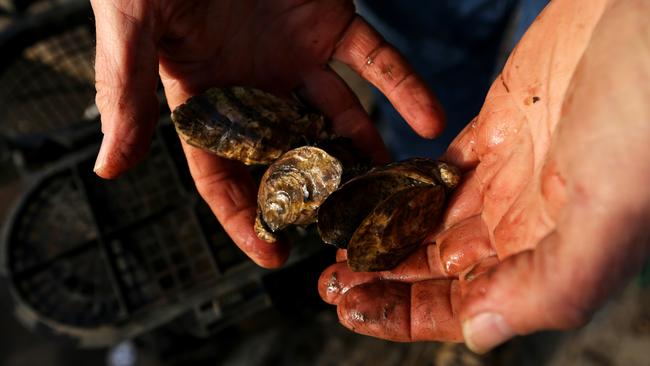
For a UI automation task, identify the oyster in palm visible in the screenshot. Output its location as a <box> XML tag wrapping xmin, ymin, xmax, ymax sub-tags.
<box><xmin>171</xmin><ymin>86</ymin><xmax>325</xmax><ymax>165</ymax></box>
<box><xmin>255</xmin><ymin>146</ymin><xmax>343</xmax><ymax>243</ymax></box>
<box><xmin>317</xmin><ymin>159</ymin><xmax>460</xmax><ymax>272</ymax></box>
<box><xmin>172</xmin><ymin>86</ymin><xmax>461</xmax><ymax>272</ymax></box>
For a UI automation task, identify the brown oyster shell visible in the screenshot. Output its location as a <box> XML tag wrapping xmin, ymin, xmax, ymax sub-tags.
<box><xmin>171</xmin><ymin>86</ymin><xmax>325</xmax><ymax>165</ymax></box>
<box><xmin>317</xmin><ymin>158</ymin><xmax>460</xmax><ymax>272</ymax></box>
<box><xmin>316</xmin><ymin>172</ymin><xmax>425</xmax><ymax>248</ymax></box>
<box><xmin>346</xmin><ymin>185</ymin><xmax>445</xmax><ymax>272</ymax></box>
<box><xmin>255</xmin><ymin>146</ymin><xmax>343</xmax><ymax>242</ymax></box>
<box><xmin>317</xmin><ymin>159</ymin><xmax>459</xmax><ymax>248</ymax></box>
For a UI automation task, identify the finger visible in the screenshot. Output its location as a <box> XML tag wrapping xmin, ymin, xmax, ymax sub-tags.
<box><xmin>91</xmin><ymin>0</ymin><xmax>160</xmax><ymax>178</ymax></box>
<box><xmin>299</xmin><ymin>67</ymin><xmax>390</xmax><ymax>163</ymax></box>
<box><xmin>443</xmin><ymin>117</ymin><xmax>480</xmax><ymax>170</ymax></box>
<box><xmin>438</xmin><ymin>170</ymin><xmax>484</xmax><ymax>230</ymax></box>
<box><xmin>180</xmin><ymin>141</ymin><xmax>291</xmax><ymax>268</ymax></box>
<box><xmin>337</xmin><ymin>280</ymin><xmax>462</xmax><ymax>342</ymax></box>
<box><xmin>435</xmin><ymin>215</ymin><xmax>495</xmax><ymax>276</ymax></box>
<box><xmin>334</xmin><ymin>16</ymin><xmax>445</xmax><ymax>138</ymax></box>
<box><xmin>460</xmin><ymin>222</ymin><xmax>645</xmax><ymax>353</ymax></box>
<box><xmin>319</xmin><ymin>262</ymin><xmax>379</xmax><ymax>305</ymax></box>
<box><xmin>461</xmin><ymin>2</ymin><xmax>650</xmax><ymax>352</ymax></box>
<box><xmin>319</xmin><ymin>245</ymin><xmax>449</xmax><ymax>305</ymax></box>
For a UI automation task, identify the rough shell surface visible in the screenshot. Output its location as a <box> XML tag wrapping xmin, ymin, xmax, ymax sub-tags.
<box><xmin>317</xmin><ymin>158</ymin><xmax>460</xmax><ymax>272</ymax></box>
<box><xmin>346</xmin><ymin>185</ymin><xmax>445</xmax><ymax>272</ymax></box>
<box><xmin>255</xmin><ymin>146</ymin><xmax>342</xmax><ymax>242</ymax></box>
<box><xmin>317</xmin><ymin>172</ymin><xmax>425</xmax><ymax>248</ymax></box>
<box><xmin>171</xmin><ymin>86</ymin><xmax>325</xmax><ymax>165</ymax></box>
<box><xmin>317</xmin><ymin>159</ymin><xmax>459</xmax><ymax>248</ymax></box>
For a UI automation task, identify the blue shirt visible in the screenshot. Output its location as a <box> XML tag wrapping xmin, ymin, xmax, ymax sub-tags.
<box><xmin>356</xmin><ymin>0</ymin><xmax>549</xmax><ymax>159</ymax></box>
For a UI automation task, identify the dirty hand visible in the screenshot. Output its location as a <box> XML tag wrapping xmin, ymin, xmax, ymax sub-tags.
<box><xmin>90</xmin><ymin>0</ymin><xmax>443</xmax><ymax>268</ymax></box>
<box><xmin>319</xmin><ymin>0</ymin><xmax>650</xmax><ymax>352</ymax></box>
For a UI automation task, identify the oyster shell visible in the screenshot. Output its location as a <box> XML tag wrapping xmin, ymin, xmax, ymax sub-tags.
<box><xmin>172</xmin><ymin>86</ymin><xmax>460</xmax><ymax>271</ymax></box>
<box><xmin>317</xmin><ymin>159</ymin><xmax>460</xmax><ymax>272</ymax></box>
<box><xmin>171</xmin><ymin>86</ymin><xmax>325</xmax><ymax>165</ymax></box>
<box><xmin>255</xmin><ymin>146</ymin><xmax>343</xmax><ymax>242</ymax></box>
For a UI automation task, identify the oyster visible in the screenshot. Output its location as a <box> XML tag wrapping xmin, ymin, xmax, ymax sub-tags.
<box><xmin>172</xmin><ymin>86</ymin><xmax>460</xmax><ymax>272</ymax></box>
<box><xmin>171</xmin><ymin>86</ymin><xmax>325</xmax><ymax>165</ymax></box>
<box><xmin>255</xmin><ymin>146</ymin><xmax>343</xmax><ymax>243</ymax></box>
<box><xmin>317</xmin><ymin>159</ymin><xmax>460</xmax><ymax>272</ymax></box>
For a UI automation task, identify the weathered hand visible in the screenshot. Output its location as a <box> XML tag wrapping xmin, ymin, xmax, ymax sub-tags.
<box><xmin>90</xmin><ymin>0</ymin><xmax>444</xmax><ymax>268</ymax></box>
<box><xmin>319</xmin><ymin>0</ymin><xmax>650</xmax><ymax>352</ymax></box>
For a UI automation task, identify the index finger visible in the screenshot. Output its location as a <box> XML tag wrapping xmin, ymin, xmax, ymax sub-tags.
<box><xmin>333</xmin><ymin>16</ymin><xmax>445</xmax><ymax>138</ymax></box>
<box><xmin>91</xmin><ymin>0</ymin><xmax>160</xmax><ymax>178</ymax></box>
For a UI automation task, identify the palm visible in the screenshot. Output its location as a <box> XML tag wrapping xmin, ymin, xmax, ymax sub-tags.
<box><xmin>91</xmin><ymin>0</ymin><xmax>444</xmax><ymax>268</ymax></box>
<box><xmin>318</xmin><ymin>10</ymin><xmax>589</xmax><ymax>339</ymax></box>
<box><xmin>440</xmin><ymin>57</ymin><xmax>566</xmax><ymax>269</ymax></box>
<box><xmin>157</xmin><ymin>0</ymin><xmax>355</xmax><ymax>95</ymax></box>
<box><xmin>319</xmin><ymin>0</ymin><xmax>650</xmax><ymax>345</ymax></box>
<box><xmin>439</xmin><ymin>0</ymin><xmax>601</xmax><ymax>265</ymax></box>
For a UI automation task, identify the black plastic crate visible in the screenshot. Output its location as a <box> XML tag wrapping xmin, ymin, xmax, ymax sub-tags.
<box><xmin>0</xmin><ymin>0</ymin><xmax>327</xmax><ymax>348</ymax></box>
<box><xmin>0</xmin><ymin>124</ymin><xmax>310</xmax><ymax>347</ymax></box>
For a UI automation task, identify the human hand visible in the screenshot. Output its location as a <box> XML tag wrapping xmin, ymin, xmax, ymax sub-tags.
<box><xmin>319</xmin><ymin>0</ymin><xmax>650</xmax><ymax>352</ymax></box>
<box><xmin>90</xmin><ymin>0</ymin><xmax>444</xmax><ymax>268</ymax></box>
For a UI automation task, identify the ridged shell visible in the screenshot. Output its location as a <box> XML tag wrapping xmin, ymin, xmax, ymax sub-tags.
<box><xmin>171</xmin><ymin>87</ymin><xmax>325</xmax><ymax>165</ymax></box>
<box><xmin>317</xmin><ymin>158</ymin><xmax>460</xmax><ymax>271</ymax></box>
<box><xmin>255</xmin><ymin>146</ymin><xmax>343</xmax><ymax>242</ymax></box>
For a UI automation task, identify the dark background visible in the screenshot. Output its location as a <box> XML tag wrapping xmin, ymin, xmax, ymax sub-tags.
<box><xmin>0</xmin><ymin>1</ymin><xmax>648</xmax><ymax>365</ymax></box>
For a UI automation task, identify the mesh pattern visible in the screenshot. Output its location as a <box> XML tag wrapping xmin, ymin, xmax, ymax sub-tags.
<box><xmin>1</xmin><ymin>2</ymin><xmax>267</xmax><ymax>343</ymax></box>
<box><xmin>14</xmin><ymin>247</ymin><xmax>123</xmax><ymax>327</ymax></box>
<box><xmin>81</xmin><ymin>140</ymin><xmax>184</xmax><ymax>233</ymax></box>
<box><xmin>0</xmin><ymin>24</ymin><xmax>95</xmax><ymax>138</ymax></box>
<box><xmin>8</xmin><ymin>172</ymin><xmax>123</xmax><ymax>327</ymax></box>
<box><xmin>194</xmin><ymin>200</ymin><xmax>247</xmax><ymax>273</ymax></box>
<box><xmin>109</xmin><ymin>209</ymin><xmax>219</xmax><ymax>311</ymax></box>
<box><xmin>4</xmin><ymin>129</ymin><xmax>250</xmax><ymax>334</ymax></box>
<box><xmin>10</xmin><ymin>172</ymin><xmax>96</xmax><ymax>274</ymax></box>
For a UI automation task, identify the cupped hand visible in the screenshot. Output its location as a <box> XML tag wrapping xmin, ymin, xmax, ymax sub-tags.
<box><xmin>319</xmin><ymin>0</ymin><xmax>650</xmax><ymax>352</ymax></box>
<box><xmin>90</xmin><ymin>0</ymin><xmax>444</xmax><ymax>268</ymax></box>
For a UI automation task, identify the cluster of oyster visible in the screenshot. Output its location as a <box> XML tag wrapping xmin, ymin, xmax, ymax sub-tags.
<box><xmin>171</xmin><ymin>86</ymin><xmax>460</xmax><ymax>272</ymax></box>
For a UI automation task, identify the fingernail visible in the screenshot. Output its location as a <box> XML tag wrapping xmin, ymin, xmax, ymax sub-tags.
<box><xmin>463</xmin><ymin>312</ymin><xmax>514</xmax><ymax>354</ymax></box>
<box><xmin>94</xmin><ymin>136</ymin><xmax>107</xmax><ymax>174</ymax></box>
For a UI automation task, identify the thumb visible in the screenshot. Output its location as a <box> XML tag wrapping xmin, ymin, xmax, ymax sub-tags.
<box><xmin>459</xmin><ymin>0</ymin><xmax>650</xmax><ymax>353</ymax></box>
<box><xmin>91</xmin><ymin>0</ymin><xmax>160</xmax><ymax>178</ymax></box>
<box><xmin>459</xmin><ymin>210</ymin><xmax>648</xmax><ymax>354</ymax></box>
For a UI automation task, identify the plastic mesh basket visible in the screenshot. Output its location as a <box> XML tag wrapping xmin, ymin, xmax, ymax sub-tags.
<box><xmin>0</xmin><ymin>1</ymin><xmax>327</xmax><ymax>348</ymax></box>
<box><xmin>0</xmin><ymin>124</ymin><xmax>285</xmax><ymax>347</ymax></box>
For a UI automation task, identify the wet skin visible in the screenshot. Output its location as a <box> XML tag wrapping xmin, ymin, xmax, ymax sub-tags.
<box><xmin>319</xmin><ymin>0</ymin><xmax>650</xmax><ymax>352</ymax></box>
<box><xmin>89</xmin><ymin>0</ymin><xmax>650</xmax><ymax>352</ymax></box>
